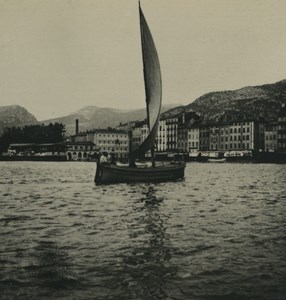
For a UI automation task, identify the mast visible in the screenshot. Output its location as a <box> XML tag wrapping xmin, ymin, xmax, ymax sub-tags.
<box><xmin>139</xmin><ymin>2</ymin><xmax>155</xmax><ymax>167</ymax></box>
<box><xmin>132</xmin><ymin>2</ymin><xmax>162</xmax><ymax>165</ymax></box>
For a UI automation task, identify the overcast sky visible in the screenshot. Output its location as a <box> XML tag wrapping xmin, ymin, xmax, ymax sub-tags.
<box><xmin>1</xmin><ymin>0</ymin><xmax>286</xmax><ymax>120</ymax></box>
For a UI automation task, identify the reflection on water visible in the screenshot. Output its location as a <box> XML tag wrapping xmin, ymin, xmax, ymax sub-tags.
<box><xmin>116</xmin><ymin>185</ymin><xmax>174</xmax><ymax>300</ymax></box>
<box><xmin>0</xmin><ymin>162</ymin><xmax>286</xmax><ymax>300</ymax></box>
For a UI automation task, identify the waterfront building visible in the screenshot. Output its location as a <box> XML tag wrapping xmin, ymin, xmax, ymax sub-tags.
<box><xmin>86</xmin><ymin>129</ymin><xmax>129</xmax><ymax>159</ymax></box>
<box><xmin>278</xmin><ymin>103</ymin><xmax>286</xmax><ymax>151</ymax></box>
<box><xmin>264</xmin><ymin>123</ymin><xmax>278</xmax><ymax>152</ymax></box>
<box><xmin>167</xmin><ymin>110</ymin><xmax>201</xmax><ymax>153</ymax></box>
<box><xmin>166</xmin><ymin>114</ymin><xmax>179</xmax><ymax>151</ymax></box>
<box><xmin>209</xmin><ymin>120</ymin><xmax>261</xmax><ymax>151</ymax></box>
<box><xmin>8</xmin><ymin>143</ymin><xmax>67</xmax><ymax>158</ymax></box>
<box><xmin>199</xmin><ymin>125</ymin><xmax>210</xmax><ymax>151</ymax></box>
<box><xmin>187</xmin><ymin>125</ymin><xmax>200</xmax><ymax>152</ymax></box>
<box><xmin>65</xmin><ymin>141</ymin><xmax>98</xmax><ymax>161</ymax></box>
<box><xmin>156</xmin><ymin>119</ymin><xmax>168</xmax><ymax>152</ymax></box>
<box><xmin>177</xmin><ymin>125</ymin><xmax>188</xmax><ymax>153</ymax></box>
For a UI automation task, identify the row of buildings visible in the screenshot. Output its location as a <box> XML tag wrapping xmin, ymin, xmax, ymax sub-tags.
<box><xmin>66</xmin><ymin>103</ymin><xmax>286</xmax><ymax>161</ymax></box>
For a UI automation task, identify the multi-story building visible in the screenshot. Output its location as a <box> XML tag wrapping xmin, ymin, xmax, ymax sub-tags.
<box><xmin>209</xmin><ymin>120</ymin><xmax>261</xmax><ymax>151</ymax></box>
<box><xmin>278</xmin><ymin>103</ymin><xmax>286</xmax><ymax>151</ymax></box>
<box><xmin>187</xmin><ymin>125</ymin><xmax>200</xmax><ymax>152</ymax></box>
<box><xmin>166</xmin><ymin>115</ymin><xmax>179</xmax><ymax>151</ymax></box>
<box><xmin>264</xmin><ymin>123</ymin><xmax>278</xmax><ymax>152</ymax></box>
<box><xmin>156</xmin><ymin>119</ymin><xmax>168</xmax><ymax>152</ymax></box>
<box><xmin>140</xmin><ymin>118</ymin><xmax>168</xmax><ymax>153</ymax></box>
<box><xmin>66</xmin><ymin>141</ymin><xmax>98</xmax><ymax>161</ymax></box>
<box><xmin>168</xmin><ymin>110</ymin><xmax>201</xmax><ymax>153</ymax></box>
<box><xmin>177</xmin><ymin>126</ymin><xmax>188</xmax><ymax>153</ymax></box>
<box><xmin>199</xmin><ymin>125</ymin><xmax>210</xmax><ymax>151</ymax></box>
<box><xmin>86</xmin><ymin>129</ymin><xmax>129</xmax><ymax>159</ymax></box>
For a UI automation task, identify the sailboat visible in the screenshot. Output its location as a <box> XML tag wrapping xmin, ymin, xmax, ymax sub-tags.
<box><xmin>94</xmin><ymin>3</ymin><xmax>186</xmax><ymax>184</ymax></box>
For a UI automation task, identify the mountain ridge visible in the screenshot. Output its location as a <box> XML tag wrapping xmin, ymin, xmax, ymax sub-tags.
<box><xmin>41</xmin><ymin>104</ymin><xmax>180</xmax><ymax>135</ymax></box>
<box><xmin>1</xmin><ymin>79</ymin><xmax>286</xmax><ymax>135</ymax></box>
<box><xmin>0</xmin><ymin>105</ymin><xmax>38</xmax><ymax>134</ymax></box>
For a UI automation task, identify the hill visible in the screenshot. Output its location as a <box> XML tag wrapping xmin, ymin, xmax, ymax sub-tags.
<box><xmin>42</xmin><ymin>104</ymin><xmax>180</xmax><ymax>135</ymax></box>
<box><xmin>166</xmin><ymin>80</ymin><xmax>286</xmax><ymax>122</ymax></box>
<box><xmin>0</xmin><ymin>105</ymin><xmax>38</xmax><ymax>133</ymax></box>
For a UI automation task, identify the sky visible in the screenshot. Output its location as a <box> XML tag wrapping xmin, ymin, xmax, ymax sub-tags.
<box><xmin>1</xmin><ymin>0</ymin><xmax>286</xmax><ymax>121</ymax></box>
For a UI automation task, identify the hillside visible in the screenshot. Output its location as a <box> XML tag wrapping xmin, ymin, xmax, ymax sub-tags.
<box><xmin>2</xmin><ymin>79</ymin><xmax>286</xmax><ymax>136</ymax></box>
<box><xmin>187</xmin><ymin>80</ymin><xmax>286</xmax><ymax>122</ymax></box>
<box><xmin>161</xmin><ymin>80</ymin><xmax>286</xmax><ymax>122</ymax></box>
<box><xmin>0</xmin><ymin>105</ymin><xmax>38</xmax><ymax>133</ymax></box>
<box><xmin>42</xmin><ymin>104</ymin><xmax>179</xmax><ymax>135</ymax></box>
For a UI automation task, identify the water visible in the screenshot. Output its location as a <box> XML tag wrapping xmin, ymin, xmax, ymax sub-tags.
<box><xmin>0</xmin><ymin>162</ymin><xmax>286</xmax><ymax>300</ymax></box>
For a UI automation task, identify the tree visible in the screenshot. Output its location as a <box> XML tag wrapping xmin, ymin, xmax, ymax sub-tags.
<box><xmin>0</xmin><ymin>123</ymin><xmax>65</xmax><ymax>153</ymax></box>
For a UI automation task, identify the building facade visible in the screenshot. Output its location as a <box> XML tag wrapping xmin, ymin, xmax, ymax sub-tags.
<box><xmin>278</xmin><ymin>103</ymin><xmax>286</xmax><ymax>151</ymax></box>
<box><xmin>187</xmin><ymin>126</ymin><xmax>200</xmax><ymax>152</ymax></box>
<box><xmin>87</xmin><ymin>129</ymin><xmax>129</xmax><ymax>159</ymax></box>
<box><xmin>264</xmin><ymin>123</ymin><xmax>278</xmax><ymax>152</ymax></box>
<box><xmin>199</xmin><ymin>125</ymin><xmax>210</xmax><ymax>151</ymax></box>
<box><xmin>156</xmin><ymin>119</ymin><xmax>168</xmax><ymax>152</ymax></box>
<box><xmin>66</xmin><ymin>141</ymin><xmax>98</xmax><ymax>161</ymax></box>
<box><xmin>209</xmin><ymin>121</ymin><xmax>259</xmax><ymax>151</ymax></box>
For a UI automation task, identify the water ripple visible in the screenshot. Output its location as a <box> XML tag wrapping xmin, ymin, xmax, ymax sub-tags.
<box><xmin>0</xmin><ymin>162</ymin><xmax>285</xmax><ymax>299</ymax></box>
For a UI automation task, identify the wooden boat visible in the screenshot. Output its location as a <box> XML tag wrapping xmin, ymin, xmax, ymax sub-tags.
<box><xmin>97</xmin><ymin>162</ymin><xmax>185</xmax><ymax>184</ymax></box>
<box><xmin>95</xmin><ymin>3</ymin><xmax>186</xmax><ymax>184</ymax></box>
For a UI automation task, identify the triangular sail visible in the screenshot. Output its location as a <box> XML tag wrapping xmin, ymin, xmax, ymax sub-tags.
<box><xmin>131</xmin><ymin>4</ymin><xmax>162</xmax><ymax>158</ymax></box>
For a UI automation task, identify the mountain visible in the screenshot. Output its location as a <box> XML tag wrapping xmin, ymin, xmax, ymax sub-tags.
<box><xmin>0</xmin><ymin>105</ymin><xmax>38</xmax><ymax>134</ymax></box>
<box><xmin>162</xmin><ymin>80</ymin><xmax>286</xmax><ymax>122</ymax></box>
<box><xmin>2</xmin><ymin>79</ymin><xmax>286</xmax><ymax>135</ymax></box>
<box><xmin>42</xmin><ymin>104</ymin><xmax>180</xmax><ymax>135</ymax></box>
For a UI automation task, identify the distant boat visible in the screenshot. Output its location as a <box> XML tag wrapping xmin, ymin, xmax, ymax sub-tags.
<box><xmin>208</xmin><ymin>158</ymin><xmax>226</xmax><ymax>163</ymax></box>
<box><xmin>95</xmin><ymin>3</ymin><xmax>185</xmax><ymax>184</ymax></box>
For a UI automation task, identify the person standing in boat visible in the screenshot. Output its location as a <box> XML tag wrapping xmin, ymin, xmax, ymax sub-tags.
<box><xmin>100</xmin><ymin>152</ymin><xmax>108</xmax><ymax>164</ymax></box>
<box><xmin>95</xmin><ymin>152</ymin><xmax>109</xmax><ymax>181</ymax></box>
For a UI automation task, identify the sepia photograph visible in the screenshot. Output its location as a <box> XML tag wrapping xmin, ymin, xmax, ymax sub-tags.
<box><xmin>1</xmin><ymin>0</ymin><xmax>286</xmax><ymax>299</ymax></box>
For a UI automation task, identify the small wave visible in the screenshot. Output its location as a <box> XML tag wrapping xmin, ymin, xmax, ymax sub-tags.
<box><xmin>0</xmin><ymin>180</ymin><xmax>14</xmax><ymax>184</ymax></box>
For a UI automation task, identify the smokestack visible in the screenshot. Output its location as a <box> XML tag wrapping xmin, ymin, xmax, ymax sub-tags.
<box><xmin>75</xmin><ymin>119</ymin><xmax>79</xmax><ymax>135</ymax></box>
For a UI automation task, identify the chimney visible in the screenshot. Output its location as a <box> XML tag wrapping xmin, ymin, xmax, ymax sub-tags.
<box><xmin>75</xmin><ymin>119</ymin><xmax>79</xmax><ymax>135</ymax></box>
<box><xmin>182</xmin><ymin>112</ymin><xmax>185</xmax><ymax>124</ymax></box>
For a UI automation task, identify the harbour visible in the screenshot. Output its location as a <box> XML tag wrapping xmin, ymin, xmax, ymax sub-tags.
<box><xmin>1</xmin><ymin>1</ymin><xmax>286</xmax><ymax>299</ymax></box>
<box><xmin>1</xmin><ymin>162</ymin><xmax>286</xmax><ymax>299</ymax></box>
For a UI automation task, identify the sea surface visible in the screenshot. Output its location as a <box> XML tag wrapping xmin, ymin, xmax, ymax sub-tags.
<box><xmin>0</xmin><ymin>162</ymin><xmax>286</xmax><ymax>300</ymax></box>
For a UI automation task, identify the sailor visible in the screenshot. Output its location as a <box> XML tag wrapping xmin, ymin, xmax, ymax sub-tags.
<box><xmin>100</xmin><ymin>152</ymin><xmax>108</xmax><ymax>165</ymax></box>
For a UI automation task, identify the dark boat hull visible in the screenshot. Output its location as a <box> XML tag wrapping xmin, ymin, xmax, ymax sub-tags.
<box><xmin>95</xmin><ymin>162</ymin><xmax>186</xmax><ymax>184</ymax></box>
